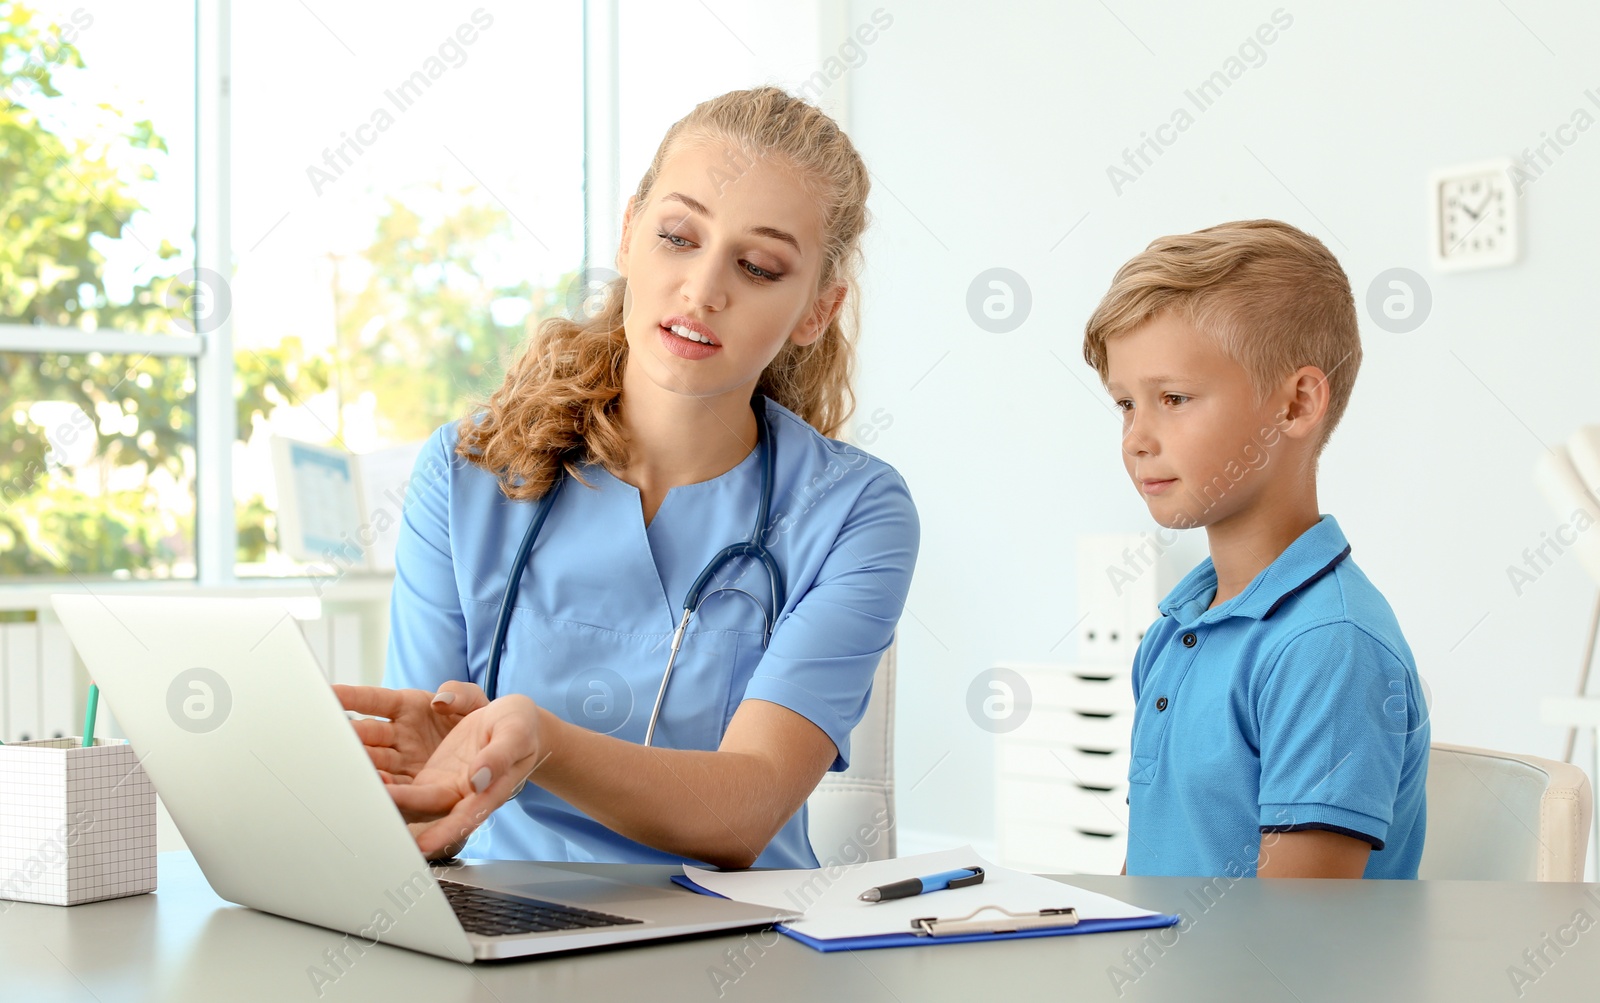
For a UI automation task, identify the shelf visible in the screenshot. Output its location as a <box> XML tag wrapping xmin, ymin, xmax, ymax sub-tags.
<box><xmin>0</xmin><ymin>575</ymin><xmax>396</xmax><ymax>612</ymax></box>
<box><xmin>1541</xmin><ymin>696</ymin><xmax>1600</xmax><ymax>729</ymax></box>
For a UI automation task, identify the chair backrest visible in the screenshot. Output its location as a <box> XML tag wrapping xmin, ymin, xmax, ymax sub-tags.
<box><xmin>805</xmin><ymin>643</ymin><xmax>896</xmax><ymax>863</ymax></box>
<box><xmin>1534</xmin><ymin>430</ymin><xmax>1600</xmax><ymax>585</ymax></box>
<box><xmin>1419</xmin><ymin>742</ymin><xmax>1593</xmax><ymax>881</ymax></box>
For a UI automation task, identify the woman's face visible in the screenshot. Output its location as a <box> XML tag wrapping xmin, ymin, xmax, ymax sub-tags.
<box><xmin>616</xmin><ymin>135</ymin><xmax>843</xmax><ymax>402</ymax></box>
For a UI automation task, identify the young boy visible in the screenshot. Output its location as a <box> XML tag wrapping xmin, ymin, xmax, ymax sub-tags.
<box><xmin>1082</xmin><ymin>219</ymin><xmax>1429</xmax><ymax>879</ymax></box>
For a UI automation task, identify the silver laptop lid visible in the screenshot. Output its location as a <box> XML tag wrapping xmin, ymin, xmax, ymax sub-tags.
<box><xmin>50</xmin><ymin>594</ymin><xmax>475</xmax><ymax>962</ymax></box>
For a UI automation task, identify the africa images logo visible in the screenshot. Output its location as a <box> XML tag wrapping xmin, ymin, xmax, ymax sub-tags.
<box><xmin>166</xmin><ymin>667</ymin><xmax>233</xmax><ymax>734</ymax></box>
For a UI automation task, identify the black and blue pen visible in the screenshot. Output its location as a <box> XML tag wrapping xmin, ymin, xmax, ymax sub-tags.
<box><xmin>858</xmin><ymin>866</ymin><xmax>985</xmax><ymax>903</ymax></box>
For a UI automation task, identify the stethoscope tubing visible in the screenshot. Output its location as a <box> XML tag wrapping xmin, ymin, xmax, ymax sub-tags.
<box><xmin>484</xmin><ymin>401</ymin><xmax>783</xmax><ymax>749</ymax></box>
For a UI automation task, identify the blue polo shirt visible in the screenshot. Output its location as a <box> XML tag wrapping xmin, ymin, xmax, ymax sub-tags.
<box><xmin>1125</xmin><ymin>515</ymin><xmax>1428</xmax><ymax>879</ymax></box>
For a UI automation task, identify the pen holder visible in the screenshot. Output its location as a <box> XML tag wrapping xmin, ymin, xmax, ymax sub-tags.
<box><xmin>0</xmin><ymin>738</ymin><xmax>157</xmax><ymax>907</ymax></box>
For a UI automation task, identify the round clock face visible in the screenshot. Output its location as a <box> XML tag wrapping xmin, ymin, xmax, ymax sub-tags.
<box><xmin>1439</xmin><ymin>173</ymin><xmax>1510</xmax><ymax>258</ymax></box>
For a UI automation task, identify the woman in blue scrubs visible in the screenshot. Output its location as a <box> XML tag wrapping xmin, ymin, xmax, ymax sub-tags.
<box><xmin>337</xmin><ymin>87</ymin><xmax>918</xmax><ymax>870</ymax></box>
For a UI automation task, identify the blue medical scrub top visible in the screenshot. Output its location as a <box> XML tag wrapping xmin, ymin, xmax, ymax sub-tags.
<box><xmin>383</xmin><ymin>396</ymin><xmax>919</xmax><ymax>868</ymax></box>
<box><xmin>1125</xmin><ymin>515</ymin><xmax>1429</xmax><ymax>879</ymax></box>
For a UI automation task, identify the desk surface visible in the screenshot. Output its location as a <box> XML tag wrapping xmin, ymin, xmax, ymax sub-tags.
<box><xmin>3</xmin><ymin>853</ymin><xmax>1599</xmax><ymax>1002</ymax></box>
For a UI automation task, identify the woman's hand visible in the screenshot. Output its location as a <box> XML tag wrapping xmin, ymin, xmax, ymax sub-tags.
<box><xmin>386</xmin><ymin>694</ymin><xmax>549</xmax><ymax>860</ymax></box>
<box><xmin>334</xmin><ymin>681</ymin><xmax>490</xmax><ymax>785</ymax></box>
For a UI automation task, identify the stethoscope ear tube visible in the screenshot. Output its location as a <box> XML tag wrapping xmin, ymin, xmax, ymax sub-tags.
<box><xmin>683</xmin><ymin>542</ymin><xmax>785</xmax><ymax>646</ymax></box>
<box><xmin>679</xmin><ymin>405</ymin><xmax>787</xmax><ymax>636</ymax></box>
<box><xmin>483</xmin><ymin>401</ymin><xmax>785</xmax><ymax>749</ymax></box>
<box><xmin>485</xmin><ymin>475</ymin><xmax>564</xmax><ymax>704</ymax></box>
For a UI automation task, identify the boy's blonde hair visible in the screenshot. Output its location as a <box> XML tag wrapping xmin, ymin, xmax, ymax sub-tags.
<box><xmin>1082</xmin><ymin>219</ymin><xmax>1361</xmax><ymax>451</ymax></box>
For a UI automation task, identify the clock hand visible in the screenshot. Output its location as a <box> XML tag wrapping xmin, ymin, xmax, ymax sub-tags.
<box><xmin>1448</xmin><ymin>210</ymin><xmax>1491</xmax><ymax>254</ymax></box>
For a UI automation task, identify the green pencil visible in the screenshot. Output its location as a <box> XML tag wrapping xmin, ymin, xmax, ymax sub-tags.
<box><xmin>82</xmin><ymin>683</ymin><xmax>99</xmax><ymax>747</ymax></box>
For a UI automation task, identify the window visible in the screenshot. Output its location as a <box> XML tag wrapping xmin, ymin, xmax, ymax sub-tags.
<box><xmin>4</xmin><ymin>1</ymin><xmax>829</xmax><ymax>586</ymax></box>
<box><xmin>1</xmin><ymin>1</ymin><xmax>199</xmax><ymax>579</ymax></box>
<box><xmin>230</xmin><ymin>1</ymin><xmax>585</xmax><ymax>577</ymax></box>
<box><xmin>232</xmin><ymin>1</ymin><xmax>588</xmax><ymax>582</ymax></box>
<box><xmin>1</xmin><ymin>0</ymin><xmax>585</xmax><ymax>582</ymax></box>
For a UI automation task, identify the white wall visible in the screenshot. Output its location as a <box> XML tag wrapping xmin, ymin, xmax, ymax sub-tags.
<box><xmin>844</xmin><ymin>0</ymin><xmax>1600</xmax><ymax>849</ymax></box>
<box><xmin>602</xmin><ymin>1</ymin><xmax>832</xmax><ymax>260</ymax></box>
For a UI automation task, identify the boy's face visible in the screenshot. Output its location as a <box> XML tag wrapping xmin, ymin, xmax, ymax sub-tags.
<box><xmin>1104</xmin><ymin>310</ymin><xmax>1286</xmax><ymax>530</ymax></box>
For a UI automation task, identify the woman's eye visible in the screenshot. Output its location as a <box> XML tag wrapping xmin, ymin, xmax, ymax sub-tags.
<box><xmin>743</xmin><ymin>261</ymin><xmax>781</xmax><ymax>281</ymax></box>
<box><xmin>656</xmin><ymin>230</ymin><xmax>691</xmax><ymax>248</ymax></box>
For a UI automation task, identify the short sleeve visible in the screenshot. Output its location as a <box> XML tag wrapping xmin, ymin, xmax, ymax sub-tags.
<box><xmin>739</xmin><ymin>469</ymin><xmax>920</xmax><ymax>771</ymax></box>
<box><xmin>383</xmin><ymin>426</ymin><xmax>471</xmax><ymax>693</ymax></box>
<box><xmin>1255</xmin><ymin>622</ymin><xmax>1410</xmax><ymax>849</ymax></box>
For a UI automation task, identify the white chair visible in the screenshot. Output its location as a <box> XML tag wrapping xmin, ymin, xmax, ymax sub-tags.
<box><xmin>805</xmin><ymin>643</ymin><xmax>897</xmax><ymax>863</ymax></box>
<box><xmin>1418</xmin><ymin>742</ymin><xmax>1592</xmax><ymax>881</ymax></box>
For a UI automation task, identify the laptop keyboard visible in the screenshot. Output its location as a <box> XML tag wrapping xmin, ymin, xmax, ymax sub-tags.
<box><xmin>438</xmin><ymin>879</ymin><xmax>644</xmax><ymax>937</ymax></box>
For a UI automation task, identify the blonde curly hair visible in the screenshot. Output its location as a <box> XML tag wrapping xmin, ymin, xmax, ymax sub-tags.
<box><xmin>457</xmin><ymin>86</ymin><xmax>872</xmax><ymax>501</ymax></box>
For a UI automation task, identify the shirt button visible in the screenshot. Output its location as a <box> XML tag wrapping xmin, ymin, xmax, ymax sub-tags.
<box><xmin>1182</xmin><ymin>632</ymin><xmax>1197</xmax><ymax>648</ymax></box>
<box><xmin>1156</xmin><ymin>696</ymin><xmax>1169</xmax><ymax>711</ymax></box>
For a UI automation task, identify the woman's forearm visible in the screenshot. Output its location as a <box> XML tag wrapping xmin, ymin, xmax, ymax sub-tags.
<box><xmin>525</xmin><ymin>706</ymin><xmax>811</xmax><ymax>869</ymax></box>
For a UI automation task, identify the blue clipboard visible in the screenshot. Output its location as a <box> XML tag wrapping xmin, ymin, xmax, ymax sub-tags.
<box><xmin>671</xmin><ymin>874</ymin><xmax>1181</xmax><ymax>952</ymax></box>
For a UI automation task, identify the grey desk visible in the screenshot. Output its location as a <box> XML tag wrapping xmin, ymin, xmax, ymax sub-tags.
<box><xmin>3</xmin><ymin>853</ymin><xmax>1598</xmax><ymax>1002</ymax></box>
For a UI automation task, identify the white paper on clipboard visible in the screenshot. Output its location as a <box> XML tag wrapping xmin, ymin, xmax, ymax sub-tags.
<box><xmin>683</xmin><ymin>847</ymin><xmax>1160</xmax><ymax>942</ymax></box>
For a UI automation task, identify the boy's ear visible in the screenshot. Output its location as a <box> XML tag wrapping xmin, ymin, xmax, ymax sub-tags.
<box><xmin>1278</xmin><ymin>365</ymin><xmax>1332</xmax><ymax>441</ymax></box>
<box><xmin>791</xmin><ymin>281</ymin><xmax>848</xmax><ymax>347</ymax></box>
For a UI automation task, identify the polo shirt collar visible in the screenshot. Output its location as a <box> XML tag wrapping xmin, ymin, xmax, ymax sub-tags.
<box><xmin>1157</xmin><ymin>514</ymin><xmax>1352</xmax><ymax>626</ymax></box>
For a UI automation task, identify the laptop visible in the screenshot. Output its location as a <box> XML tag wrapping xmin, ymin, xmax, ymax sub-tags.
<box><xmin>50</xmin><ymin>594</ymin><xmax>793</xmax><ymax>962</ymax></box>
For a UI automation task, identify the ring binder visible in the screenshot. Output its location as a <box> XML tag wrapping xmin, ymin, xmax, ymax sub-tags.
<box><xmin>910</xmin><ymin>905</ymin><xmax>1079</xmax><ymax>937</ymax></box>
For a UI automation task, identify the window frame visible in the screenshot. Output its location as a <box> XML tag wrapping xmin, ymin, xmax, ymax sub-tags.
<box><xmin>1</xmin><ymin>0</ymin><xmax>613</xmax><ymax>590</ymax></box>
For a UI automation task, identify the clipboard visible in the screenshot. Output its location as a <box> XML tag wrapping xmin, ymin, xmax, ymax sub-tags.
<box><xmin>670</xmin><ymin>874</ymin><xmax>1181</xmax><ymax>952</ymax></box>
<box><xmin>911</xmin><ymin>904</ymin><xmax>1078</xmax><ymax>936</ymax></box>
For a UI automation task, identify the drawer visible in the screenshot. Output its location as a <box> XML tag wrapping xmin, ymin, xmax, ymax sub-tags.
<box><xmin>998</xmin><ymin>821</ymin><xmax>1128</xmax><ymax>875</ymax></box>
<box><xmin>1027</xmin><ymin>669</ymin><xmax>1136</xmax><ymax>714</ymax></box>
<box><xmin>1054</xmin><ymin>743</ymin><xmax>1132</xmax><ymax>787</ymax></box>
<box><xmin>997</xmin><ymin>740</ymin><xmax>1131</xmax><ymax>789</ymax></box>
<box><xmin>997</xmin><ymin>778</ymin><xmax>1130</xmax><ymax>834</ymax></box>
<box><xmin>1061</xmin><ymin>827</ymin><xmax>1130</xmax><ymax>874</ymax></box>
<box><xmin>1013</xmin><ymin>706</ymin><xmax>1135</xmax><ymax>752</ymax></box>
<box><xmin>1066</xmin><ymin>668</ymin><xmax>1136</xmax><ymax>713</ymax></box>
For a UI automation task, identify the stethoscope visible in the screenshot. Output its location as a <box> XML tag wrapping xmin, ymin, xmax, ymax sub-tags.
<box><xmin>484</xmin><ymin>400</ymin><xmax>786</xmax><ymax>747</ymax></box>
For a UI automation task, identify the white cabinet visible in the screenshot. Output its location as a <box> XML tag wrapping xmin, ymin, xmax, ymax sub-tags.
<box><xmin>994</xmin><ymin>530</ymin><xmax>1201</xmax><ymax>874</ymax></box>
<box><xmin>994</xmin><ymin>661</ymin><xmax>1135</xmax><ymax>875</ymax></box>
<box><xmin>1</xmin><ymin>622</ymin><xmax>75</xmax><ymax>742</ymax></box>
